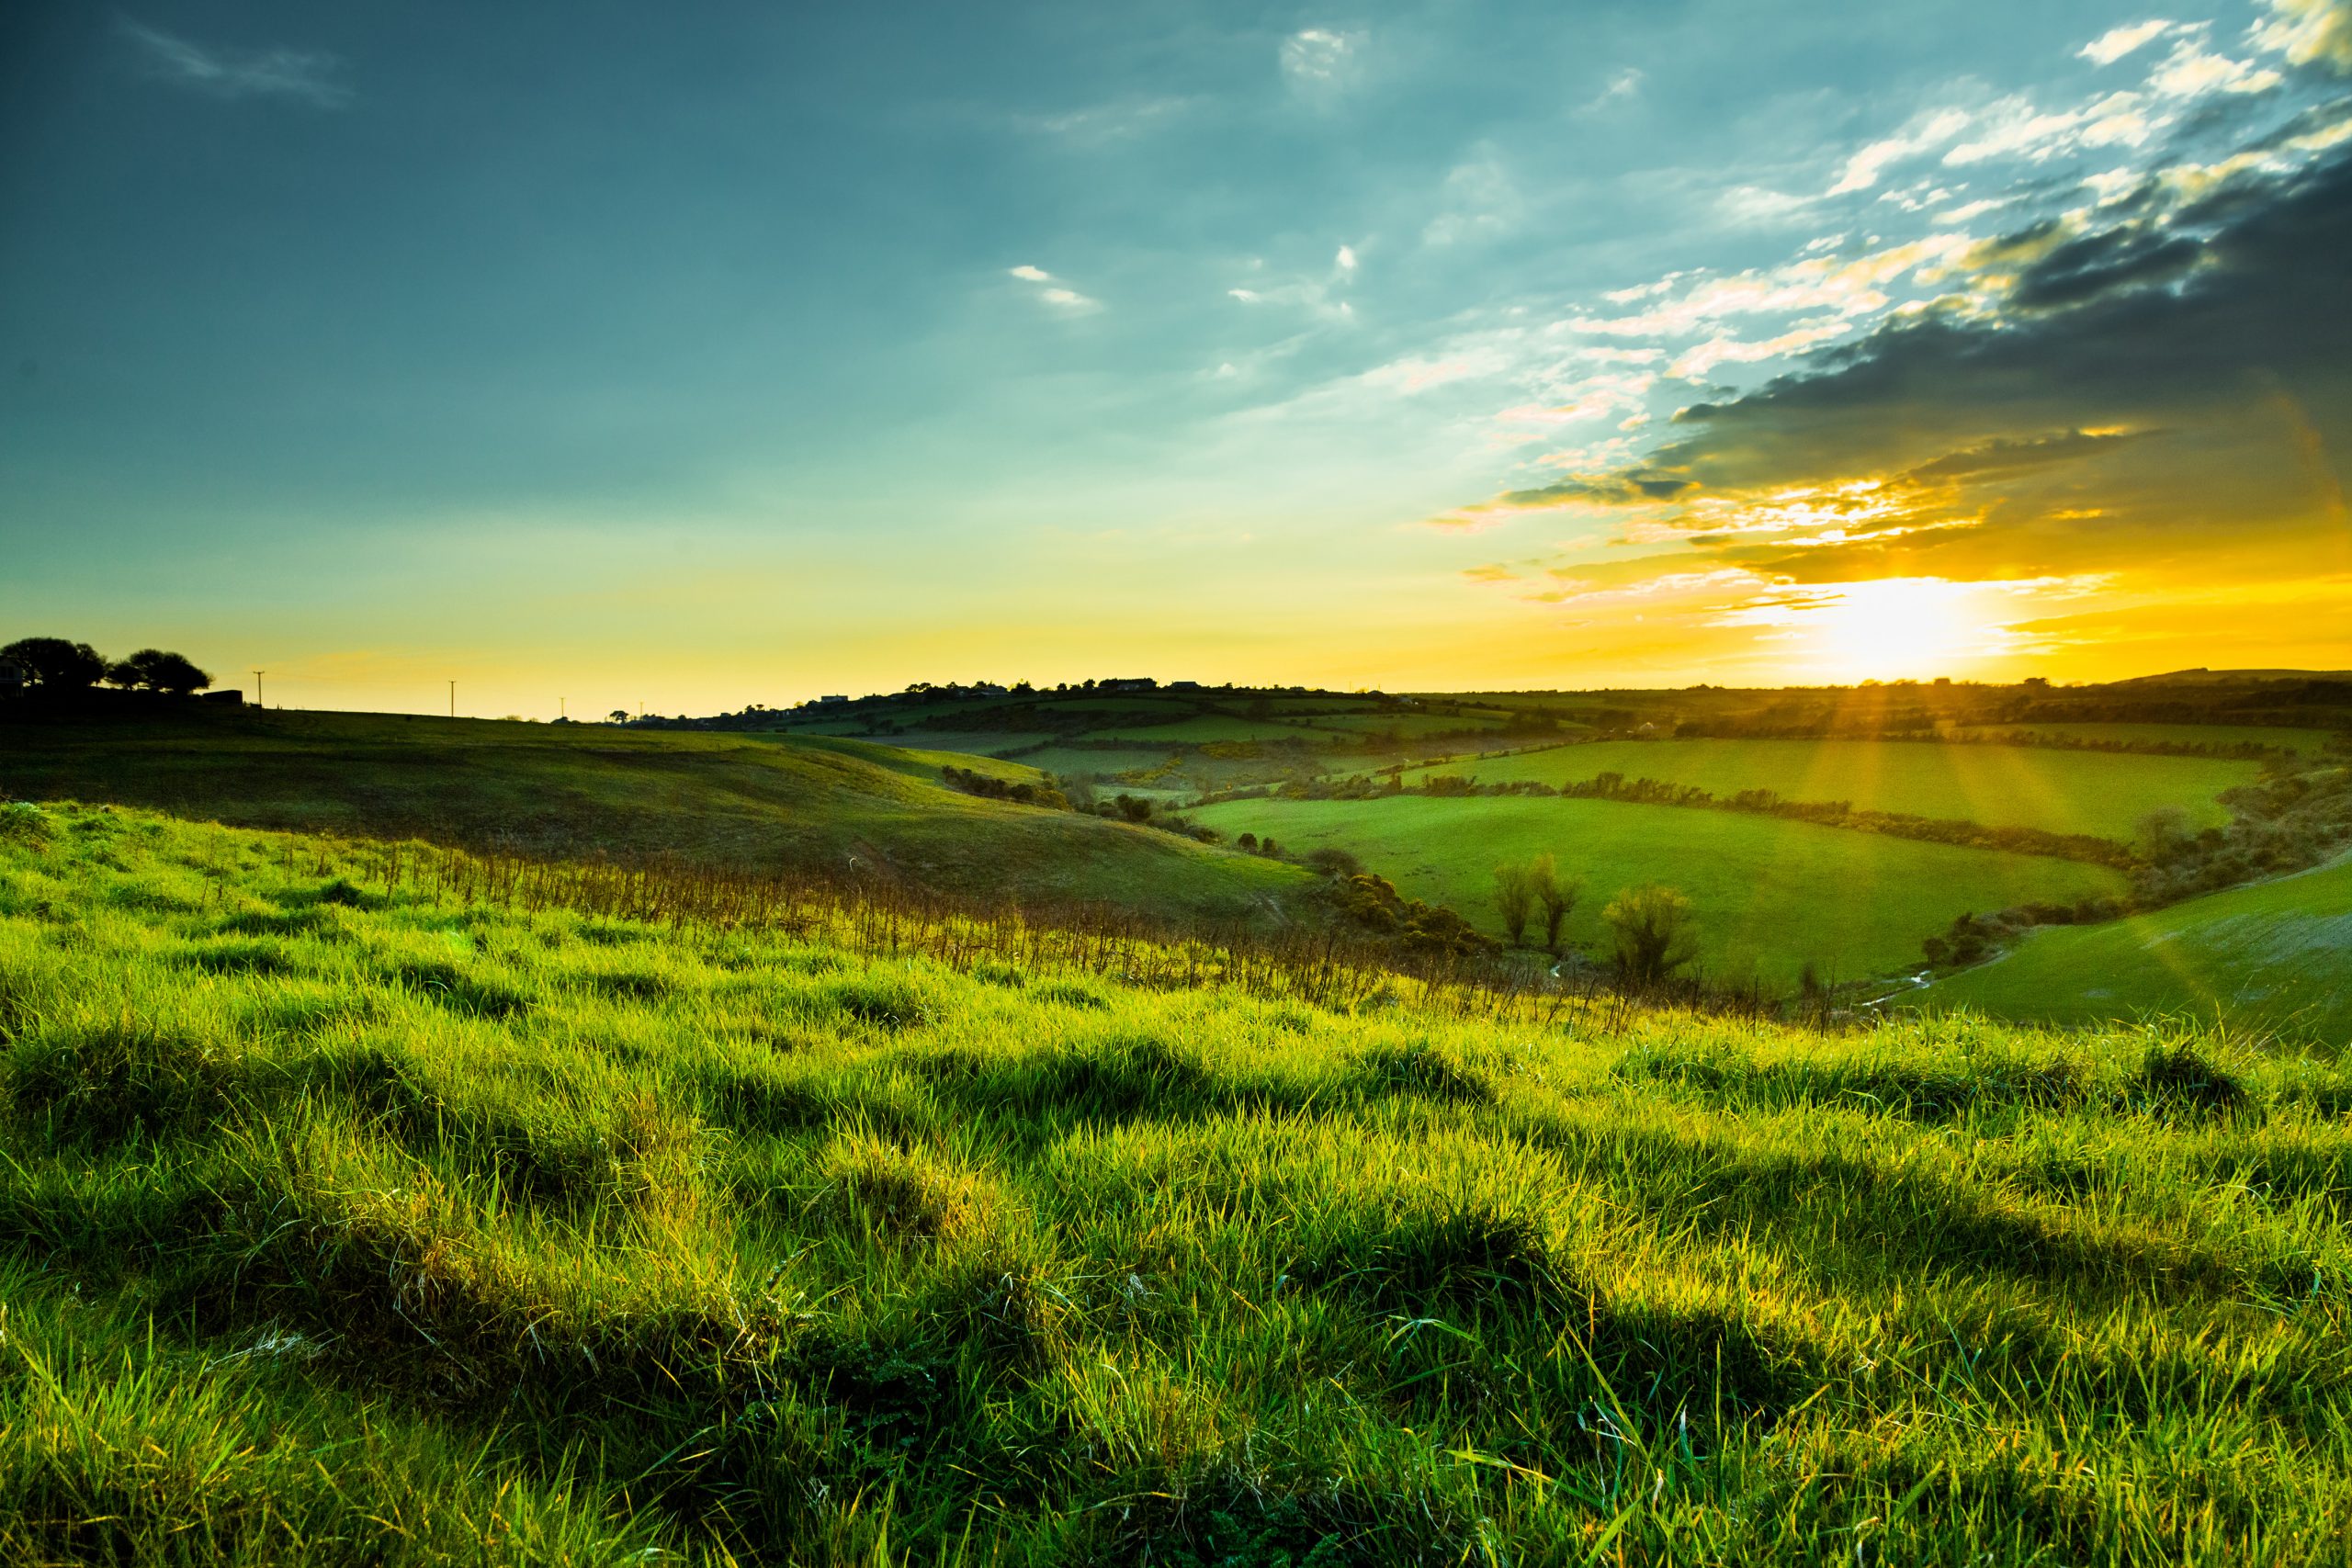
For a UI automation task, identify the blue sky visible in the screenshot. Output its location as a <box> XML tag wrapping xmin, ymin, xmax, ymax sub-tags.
<box><xmin>3</xmin><ymin>0</ymin><xmax>2347</xmax><ymax>713</ymax></box>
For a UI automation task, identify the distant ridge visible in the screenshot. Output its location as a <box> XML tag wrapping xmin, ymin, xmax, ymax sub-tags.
<box><xmin>2105</xmin><ymin>668</ymin><xmax>2352</xmax><ymax>685</ymax></box>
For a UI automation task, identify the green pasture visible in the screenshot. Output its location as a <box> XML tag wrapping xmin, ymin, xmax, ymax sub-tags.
<box><xmin>1401</xmin><ymin>737</ymin><xmax>2261</xmax><ymax>839</ymax></box>
<box><xmin>0</xmin><ymin>805</ymin><xmax>2345</xmax><ymax>1565</ymax></box>
<box><xmin>1075</xmin><ymin>715</ymin><xmax>1328</xmax><ymax>744</ymax></box>
<box><xmin>1946</xmin><ymin>721</ymin><xmax>2337</xmax><ymax>755</ymax></box>
<box><xmin>1306</xmin><ymin>711</ymin><xmax>1520</xmax><ymax>737</ymax></box>
<box><xmin>0</xmin><ymin>708</ymin><xmax>1310</xmax><ymax>925</ymax></box>
<box><xmin>1191</xmin><ymin>795</ymin><xmax>2125</xmax><ymax>984</ymax></box>
<box><xmin>1917</xmin><ymin>854</ymin><xmax>2352</xmax><ymax>1043</ymax></box>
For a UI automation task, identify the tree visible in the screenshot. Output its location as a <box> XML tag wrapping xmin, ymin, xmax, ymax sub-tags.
<box><xmin>608</xmin><ymin>710</ymin><xmax>631</xmax><ymax>724</ymax></box>
<box><xmin>107</xmin><ymin>649</ymin><xmax>211</xmax><ymax>694</ymax></box>
<box><xmin>2134</xmin><ymin>806</ymin><xmax>2197</xmax><ymax>863</ymax></box>
<box><xmin>1527</xmin><ymin>852</ymin><xmax>1581</xmax><ymax>953</ymax></box>
<box><xmin>1601</xmin><ymin>884</ymin><xmax>1701</xmax><ymax>987</ymax></box>
<box><xmin>1</xmin><ymin>637</ymin><xmax>107</xmax><ymax>691</ymax></box>
<box><xmin>1492</xmin><ymin>862</ymin><xmax>1534</xmax><ymax>946</ymax></box>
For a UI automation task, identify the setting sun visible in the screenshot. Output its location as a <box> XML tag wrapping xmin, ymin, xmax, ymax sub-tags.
<box><xmin>1810</xmin><ymin>579</ymin><xmax>1984</xmax><ymax>680</ymax></box>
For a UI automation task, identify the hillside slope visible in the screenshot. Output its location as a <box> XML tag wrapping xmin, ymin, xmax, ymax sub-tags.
<box><xmin>1918</xmin><ymin>855</ymin><xmax>2352</xmax><ymax>1043</ymax></box>
<box><xmin>1193</xmin><ymin>794</ymin><xmax>2124</xmax><ymax>985</ymax></box>
<box><xmin>0</xmin><ymin>707</ymin><xmax>1309</xmax><ymax>925</ymax></box>
<box><xmin>0</xmin><ymin>806</ymin><xmax>2346</xmax><ymax>1564</ymax></box>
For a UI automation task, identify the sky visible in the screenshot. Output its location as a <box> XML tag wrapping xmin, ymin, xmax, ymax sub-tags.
<box><xmin>2</xmin><ymin>0</ymin><xmax>2348</xmax><ymax>716</ymax></box>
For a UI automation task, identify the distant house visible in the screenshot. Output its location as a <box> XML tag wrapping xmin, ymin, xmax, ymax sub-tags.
<box><xmin>1167</xmin><ymin>679</ymin><xmax>1203</xmax><ymax>692</ymax></box>
<box><xmin>817</xmin><ymin>694</ymin><xmax>849</xmax><ymax>705</ymax></box>
<box><xmin>0</xmin><ymin>660</ymin><xmax>24</xmax><ymax>701</ymax></box>
<box><xmin>199</xmin><ymin>688</ymin><xmax>244</xmax><ymax>705</ymax></box>
<box><xmin>1102</xmin><ymin>677</ymin><xmax>1158</xmax><ymax>694</ymax></box>
<box><xmin>971</xmin><ymin>682</ymin><xmax>1009</xmax><ymax>697</ymax></box>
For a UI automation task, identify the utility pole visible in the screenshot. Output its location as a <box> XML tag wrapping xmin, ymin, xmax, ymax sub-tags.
<box><xmin>560</xmin><ymin>696</ymin><xmax>566</xmax><ymax>720</ymax></box>
<box><xmin>448</xmin><ymin>681</ymin><xmax>456</xmax><ymax>719</ymax></box>
<box><xmin>252</xmin><ymin>670</ymin><xmax>264</xmax><ymax>706</ymax></box>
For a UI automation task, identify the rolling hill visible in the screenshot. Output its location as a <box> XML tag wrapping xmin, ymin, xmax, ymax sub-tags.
<box><xmin>1917</xmin><ymin>853</ymin><xmax>2352</xmax><ymax>1043</ymax></box>
<box><xmin>0</xmin><ymin>706</ymin><xmax>1312</xmax><ymax>926</ymax></box>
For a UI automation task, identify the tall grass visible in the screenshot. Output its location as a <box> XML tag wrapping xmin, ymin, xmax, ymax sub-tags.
<box><xmin>1</xmin><ymin>801</ymin><xmax>2348</xmax><ymax>1564</ymax></box>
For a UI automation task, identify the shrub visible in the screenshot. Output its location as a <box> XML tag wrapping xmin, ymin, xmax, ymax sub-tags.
<box><xmin>1602</xmin><ymin>884</ymin><xmax>1701</xmax><ymax>986</ymax></box>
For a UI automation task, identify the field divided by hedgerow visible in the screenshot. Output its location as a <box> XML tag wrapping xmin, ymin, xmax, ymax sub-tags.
<box><xmin>1191</xmin><ymin>795</ymin><xmax>2125</xmax><ymax>985</ymax></box>
<box><xmin>1397</xmin><ymin>739</ymin><xmax>2262</xmax><ymax>839</ymax></box>
<box><xmin>1</xmin><ymin>803</ymin><xmax>2348</xmax><ymax>1564</ymax></box>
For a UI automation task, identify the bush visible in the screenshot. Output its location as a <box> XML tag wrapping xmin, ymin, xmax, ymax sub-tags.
<box><xmin>1602</xmin><ymin>884</ymin><xmax>1701</xmax><ymax>987</ymax></box>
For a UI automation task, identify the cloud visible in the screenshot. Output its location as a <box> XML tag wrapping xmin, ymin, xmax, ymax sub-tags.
<box><xmin>2080</xmin><ymin>20</ymin><xmax>2179</xmax><ymax>66</ymax></box>
<box><xmin>1582</xmin><ymin>67</ymin><xmax>1645</xmax><ymax>112</ymax></box>
<box><xmin>1007</xmin><ymin>265</ymin><xmax>1098</xmax><ymax>310</ymax></box>
<box><xmin>1280</xmin><ymin>28</ymin><xmax>1363</xmax><ymax>90</ymax></box>
<box><xmin>2252</xmin><ymin>0</ymin><xmax>2352</xmax><ymax>71</ymax></box>
<box><xmin>1828</xmin><ymin>108</ymin><xmax>1973</xmax><ymax>195</ymax></box>
<box><xmin>2146</xmin><ymin>38</ymin><xmax>2282</xmax><ymax>96</ymax></box>
<box><xmin>1336</xmin><ymin>243</ymin><xmax>1358</xmax><ymax>271</ymax></box>
<box><xmin>1454</xmin><ymin>147</ymin><xmax>2352</xmax><ymax>591</ymax></box>
<box><xmin>117</xmin><ymin>18</ymin><xmax>350</xmax><ymax>107</ymax></box>
<box><xmin>1015</xmin><ymin>96</ymin><xmax>1192</xmax><ymax>142</ymax></box>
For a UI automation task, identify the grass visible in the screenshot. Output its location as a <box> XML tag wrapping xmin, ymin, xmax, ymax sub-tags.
<box><xmin>0</xmin><ymin>707</ymin><xmax>1313</xmax><ymax>927</ymax></box>
<box><xmin>778</xmin><ymin>733</ymin><xmax>1054</xmax><ymax>785</ymax></box>
<box><xmin>1017</xmin><ymin>746</ymin><xmax>1188</xmax><ymax>780</ymax></box>
<box><xmin>1945</xmin><ymin>721</ymin><xmax>2339</xmax><ymax>755</ymax></box>
<box><xmin>1191</xmin><ymin>795</ymin><xmax>2126</xmax><ymax>984</ymax></box>
<box><xmin>1308</xmin><ymin>711</ymin><xmax>1521</xmax><ymax>737</ymax></box>
<box><xmin>1917</xmin><ymin>853</ymin><xmax>2352</xmax><ymax>1043</ymax></box>
<box><xmin>2</xmin><ymin>802</ymin><xmax>2349</xmax><ymax>1564</ymax></box>
<box><xmin>1074</xmin><ymin>716</ymin><xmax>1329</xmax><ymax>744</ymax></box>
<box><xmin>1400</xmin><ymin>737</ymin><xmax>2262</xmax><ymax>838</ymax></box>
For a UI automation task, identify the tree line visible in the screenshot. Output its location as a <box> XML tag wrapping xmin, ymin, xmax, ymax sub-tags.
<box><xmin>1</xmin><ymin>637</ymin><xmax>213</xmax><ymax>696</ymax></box>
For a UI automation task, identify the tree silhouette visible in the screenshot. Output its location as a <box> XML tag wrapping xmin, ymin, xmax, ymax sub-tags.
<box><xmin>0</xmin><ymin>637</ymin><xmax>107</xmax><ymax>691</ymax></box>
<box><xmin>107</xmin><ymin>649</ymin><xmax>211</xmax><ymax>694</ymax></box>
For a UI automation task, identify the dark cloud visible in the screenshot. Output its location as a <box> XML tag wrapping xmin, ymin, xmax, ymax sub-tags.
<box><xmin>1641</xmin><ymin>148</ymin><xmax>2352</xmax><ymax>507</ymax></box>
<box><xmin>1898</xmin><ymin>429</ymin><xmax>2157</xmax><ymax>484</ymax></box>
<box><xmin>1497</xmin><ymin>471</ymin><xmax>1697</xmax><ymax>506</ymax></box>
<box><xmin>2007</xmin><ymin>229</ymin><xmax>2206</xmax><ymax>310</ymax></box>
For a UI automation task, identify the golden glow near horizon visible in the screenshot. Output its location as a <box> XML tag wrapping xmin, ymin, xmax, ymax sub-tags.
<box><xmin>4</xmin><ymin>3</ymin><xmax>2348</xmax><ymax>716</ymax></box>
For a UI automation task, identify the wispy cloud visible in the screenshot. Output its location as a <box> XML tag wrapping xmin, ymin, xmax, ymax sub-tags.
<box><xmin>1007</xmin><ymin>265</ymin><xmax>1099</xmax><ymax>310</ymax></box>
<box><xmin>117</xmin><ymin>18</ymin><xmax>350</xmax><ymax>107</ymax></box>
<box><xmin>1827</xmin><ymin>108</ymin><xmax>1973</xmax><ymax>195</ymax></box>
<box><xmin>1581</xmin><ymin>66</ymin><xmax>1645</xmax><ymax>112</ymax></box>
<box><xmin>1279</xmin><ymin>28</ymin><xmax>1362</xmax><ymax>87</ymax></box>
<box><xmin>2079</xmin><ymin>20</ymin><xmax>2179</xmax><ymax>67</ymax></box>
<box><xmin>2252</xmin><ymin>0</ymin><xmax>2352</xmax><ymax>71</ymax></box>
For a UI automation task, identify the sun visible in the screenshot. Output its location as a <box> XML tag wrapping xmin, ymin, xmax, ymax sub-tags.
<box><xmin>1809</xmin><ymin>578</ymin><xmax>1984</xmax><ymax>681</ymax></box>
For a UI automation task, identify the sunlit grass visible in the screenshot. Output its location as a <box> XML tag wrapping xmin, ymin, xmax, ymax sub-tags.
<box><xmin>2</xmin><ymin>801</ymin><xmax>2348</xmax><ymax>1563</ymax></box>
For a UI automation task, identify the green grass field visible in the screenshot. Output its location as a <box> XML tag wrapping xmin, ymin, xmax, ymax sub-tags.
<box><xmin>2</xmin><ymin>804</ymin><xmax>2346</xmax><ymax>1565</ymax></box>
<box><xmin>792</xmin><ymin>728</ymin><xmax>1061</xmax><ymax>759</ymax></box>
<box><xmin>1014</xmin><ymin>745</ymin><xmax>1185</xmax><ymax>780</ymax></box>
<box><xmin>0</xmin><ymin>709</ymin><xmax>1312</xmax><ymax>926</ymax></box>
<box><xmin>1074</xmin><ymin>715</ymin><xmax>1329</xmax><ymax>744</ymax></box>
<box><xmin>1946</xmin><ymin>721</ymin><xmax>2339</xmax><ymax>754</ymax></box>
<box><xmin>1306</xmin><ymin>711</ymin><xmax>1519</xmax><ymax>737</ymax></box>
<box><xmin>1400</xmin><ymin>738</ymin><xmax>2260</xmax><ymax>839</ymax></box>
<box><xmin>1918</xmin><ymin>855</ymin><xmax>2352</xmax><ymax>1043</ymax></box>
<box><xmin>1193</xmin><ymin>795</ymin><xmax>2125</xmax><ymax>984</ymax></box>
